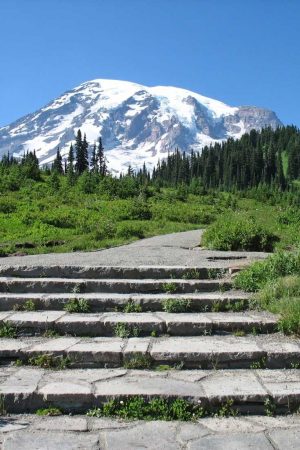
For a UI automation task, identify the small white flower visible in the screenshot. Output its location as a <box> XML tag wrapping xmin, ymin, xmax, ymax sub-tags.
<box><xmin>120</xmin><ymin>400</ymin><xmax>124</xmax><ymax>404</ymax></box>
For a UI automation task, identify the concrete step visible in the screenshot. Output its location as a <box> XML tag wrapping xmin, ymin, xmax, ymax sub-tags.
<box><xmin>0</xmin><ymin>277</ymin><xmax>231</xmax><ymax>294</ymax></box>
<box><xmin>0</xmin><ymin>291</ymin><xmax>250</xmax><ymax>312</ymax></box>
<box><xmin>0</xmin><ymin>366</ymin><xmax>299</xmax><ymax>414</ymax></box>
<box><xmin>2</xmin><ymin>414</ymin><xmax>300</xmax><ymax>450</ymax></box>
<box><xmin>0</xmin><ymin>265</ymin><xmax>232</xmax><ymax>280</ymax></box>
<box><xmin>0</xmin><ymin>334</ymin><xmax>299</xmax><ymax>369</ymax></box>
<box><xmin>1</xmin><ymin>311</ymin><xmax>278</xmax><ymax>337</ymax></box>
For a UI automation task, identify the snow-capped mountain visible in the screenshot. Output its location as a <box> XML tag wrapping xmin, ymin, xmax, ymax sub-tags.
<box><xmin>0</xmin><ymin>79</ymin><xmax>282</xmax><ymax>173</ymax></box>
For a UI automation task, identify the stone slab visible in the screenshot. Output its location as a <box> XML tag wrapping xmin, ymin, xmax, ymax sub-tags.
<box><xmin>6</xmin><ymin>311</ymin><xmax>66</xmax><ymax>329</ymax></box>
<box><xmin>188</xmin><ymin>432</ymin><xmax>274</xmax><ymax>450</ymax></box>
<box><xmin>3</xmin><ymin>431</ymin><xmax>100</xmax><ymax>450</ymax></box>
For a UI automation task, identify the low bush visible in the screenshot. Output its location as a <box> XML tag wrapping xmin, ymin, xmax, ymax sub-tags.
<box><xmin>253</xmin><ymin>276</ymin><xmax>300</xmax><ymax>335</ymax></box>
<box><xmin>94</xmin><ymin>220</ymin><xmax>117</xmax><ymax>241</ymax></box>
<box><xmin>0</xmin><ymin>199</ymin><xmax>17</xmax><ymax>214</ymax></box>
<box><xmin>234</xmin><ymin>252</ymin><xmax>300</xmax><ymax>292</ymax></box>
<box><xmin>116</xmin><ymin>223</ymin><xmax>145</xmax><ymax>239</ymax></box>
<box><xmin>202</xmin><ymin>214</ymin><xmax>278</xmax><ymax>252</ymax></box>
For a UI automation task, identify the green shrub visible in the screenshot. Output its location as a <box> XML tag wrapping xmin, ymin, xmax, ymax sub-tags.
<box><xmin>234</xmin><ymin>252</ymin><xmax>300</xmax><ymax>292</ymax></box>
<box><xmin>41</xmin><ymin>211</ymin><xmax>77</xmax><ymax>229</ymax></box>
<box><xmin>202</xmin><ymin>214</ymin><xmax>277</xmax><ymax>251</ymax></box>
<box><xmin>94</xmin><ymin>220</ymin><xmax>117</xmax><ymax>241</ymax></box>
<box><xmin>116</xmin><ymin>223</ymin><xmax>145</xmax><ymax>239</ymax></box>
<box><xmin>254</xmin><ymin>276</ymin><xmax>300</xmax><ymax>335</ymax></box>
<box><xmin>129</xmin><ymin>198</ymin><xmax>152</xmax><ymax>220</ymax></box>
<box><xmin>0</xmin><ymin>199</ymin><xmax>17</xmax><ymax>214</ymax></box>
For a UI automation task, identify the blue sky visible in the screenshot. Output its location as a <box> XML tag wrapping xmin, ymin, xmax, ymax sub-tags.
<box><xmin>0</xmin><ymin>0</ymin><xmax>299</xmax><ymax>127</ymax></box>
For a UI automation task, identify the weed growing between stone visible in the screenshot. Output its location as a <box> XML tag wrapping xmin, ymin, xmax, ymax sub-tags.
<box><xmin>87</xmin><ymin>397</ymin><xmax>206</xmax><ymax>421</ymax></box>
<box><xmin>71</xmin><ymin>283</ymin><xmax>86</xmax><ymax>294</ymax></box>
<box><xmin>13</xmin><ymin>299</ymin><xmax>36</xmax><ymax>311</ymax></box>
<box><xmin>86</xmin><ymin>397</ymin><xmax>240</xmax><ymax>421</ymax></box>
<box><xmin>28</xmin><ymin>354</ymin><xmax>71</xmax><ymax>369</ymax></box>
<box><xmin>0</xmin><ymin>395</ymin><xmax>6</xmax><ymax>416</ymax></box>
<box><xmin>0</xmin><ymin>323</ymin><xmax>17</xmax><ymax>338</ymax></box>
<box><xmin>162</xmin><ymin>283</ymin><xmax>178</xmax><ymax>294</ymax></box>
<box><xmin>43</xmin><ymin>329</ymin><xmax>60</xmax><ymax>338</ymax></box>
<box><xmin>36</xmin><ymin>407</ymin><xmax>62</xmax><ymax>416</ymax></box>
<box><xmin>163</xmin><ymin>298</ymin><xmax>191</xmax><ymax>313</ymax></box>
<box><xmin>182</xmin><ymin>269</ymin><xmax>200</xmax><ymax>280</ymax></box>
<box><xmin>264</xmin><ymin>397</ymin><xmax>276</xmax><ymax>417</ymax></box>
<box><xmin>211</xmin><ymin>299</ymin><xmax>247</xmax><ymax>313</ymax></box>
<box><xmin>250</xmin><ymin>357</ymin><xmax>267</xmax><ymax>369</ymax></box>
<box><xmin>207</xmin><ymin>268</ymin><xmax>227</xmax><ymax>280</ymax></box>
<box><xmin>114</xmin><ymin>323</ymin><xmax>140</xmax><ymax>338</ymax></box>
<box><xmin>124</xmin><ymin>354</ymin><xmax>152</xmax><ymax>369</ymax></box>
<box><xmin>122</xmin><ymin>300</ymin><xmax>142</xmax><ymax>313</ymax></box>
<box><xmin>64</xmin><ymin>298</ymin><xmax>90</xmax><ymax>313</ymax></box>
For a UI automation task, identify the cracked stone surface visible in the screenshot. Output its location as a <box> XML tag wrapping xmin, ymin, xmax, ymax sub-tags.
<box><xmin>1</xmin><ymin>311</ymin><xmax>279</xmax><ymax>336</ymax></box>
<box><xmin>0</xmin><ymin>367</ymin><xmax>299</xmax><ymax>414</ymax></box>
<box><xmin>1</xmin><ymin>415</ymin><xmax>300</xmax><ymax>449</ymax></box>
<box><xmin>0</xmin><ymin>334</ymin><xmax>299</xmax><ymax>369</ymax></box>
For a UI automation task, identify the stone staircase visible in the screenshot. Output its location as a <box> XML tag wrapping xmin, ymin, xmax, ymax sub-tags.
<box><xmin>0</xmin><ymin>263</ymin><xmax>299</xmax><ymax>417</ymax></box>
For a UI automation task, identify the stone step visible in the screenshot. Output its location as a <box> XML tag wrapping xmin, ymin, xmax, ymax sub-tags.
<box><xmin>1</xmin><ymin>311</ymin><xmax>277</xmax><ymax>337</ymax></box>
<box><xmin>0</xmin><ymin>334</ymin><xmax>299</xmax><ymax>369</ymax></box>
<box><xmin>0</xmin><ymin>291</ymin><xmax>250</xmax><ymax>312</ymax></box>
<box><xmin>0</xmin><ymin>265</ymin><xmax>232</xmax><ymax>280</ymax></box>
<box><xmin>1</xmin><ymin>414</ymin><xmax>300</xmax><ymax>449</ymax></box>
<box><xmin>0</xmin><ymin>366</ymin><xmax>299</xmax><ymax>414</ymax></box>
<box><xmin>0</xmin><ymin>277</ymin><xmax>231</xmax><ymax>294</ymax></box>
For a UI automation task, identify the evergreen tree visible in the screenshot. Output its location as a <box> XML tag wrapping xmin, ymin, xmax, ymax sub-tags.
<box><xmin>97</xmin><ymin>137</ymin><xmax>106</xmax><ymax>176</ymax></box>
<box><xmin>90</xmin><ymin>143</ymin><xmax>98</xmax><ymax>173</ymax></box>
<box><xmin>52</xmin><ymin>147</ymin><xmax>63</xmax><ymax>174</ymax></box>
<box><xmin>67</xmin><ymin>143</ymin><xmax>75</xmax><ymax>185</ymax></box>
<box><xmin>75</xmin><ymin>129</ymin><xmax>89</xmax><ymax>174</ymax></box>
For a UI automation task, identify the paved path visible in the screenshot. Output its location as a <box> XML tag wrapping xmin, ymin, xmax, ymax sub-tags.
<box><xmin>0</xmin><ymin>230</ymin><xmax>268</xmax><ymax>268</ymax></box>
<box><xmin>1</xmin><ymin>415</ymin><xmax>300</xmax><ymax>449</ymax></box>
<box><xmin>0</xmin><ymin>230</ymin><xmax>287</xmax><ymax>450</ymax></box>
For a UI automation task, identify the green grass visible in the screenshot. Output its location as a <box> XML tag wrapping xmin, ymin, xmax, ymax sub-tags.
<box><xmin>1</xmin><ymin>180</ymin><xmax>299</xmax><ymax>257</ymax></box>
<box><xmin>234</xmin><ymin>252</ymin><xmax>300</xmax><ymax>292</ymax></box>
<box><xmin>253</xmin><ymin>276</ymin><xmax>300</xmax><ymax>335</ymax></box>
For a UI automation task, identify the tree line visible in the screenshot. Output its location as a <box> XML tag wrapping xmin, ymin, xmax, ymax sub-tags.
<box><xmin>1</xmin><ymin>125</ymin><xmax>300</xmax><ymax>194</ymax></box>
<box><xmin>152</xmin><ymin>126</ymin><xmax>300</xmax><ymax>190</ymax></box>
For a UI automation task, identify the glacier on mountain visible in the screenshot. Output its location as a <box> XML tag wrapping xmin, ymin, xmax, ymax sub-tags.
<box><xmin>0</xmin><ymin>79</ymin><xmax>282</xmax><ymax>173</ymax></box>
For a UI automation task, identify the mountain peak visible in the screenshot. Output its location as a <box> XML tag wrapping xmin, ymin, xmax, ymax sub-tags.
<box><xmin>0</xmin><ymin>79</ymin><xmax>282</xmax><ymax>173</ymax></box>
